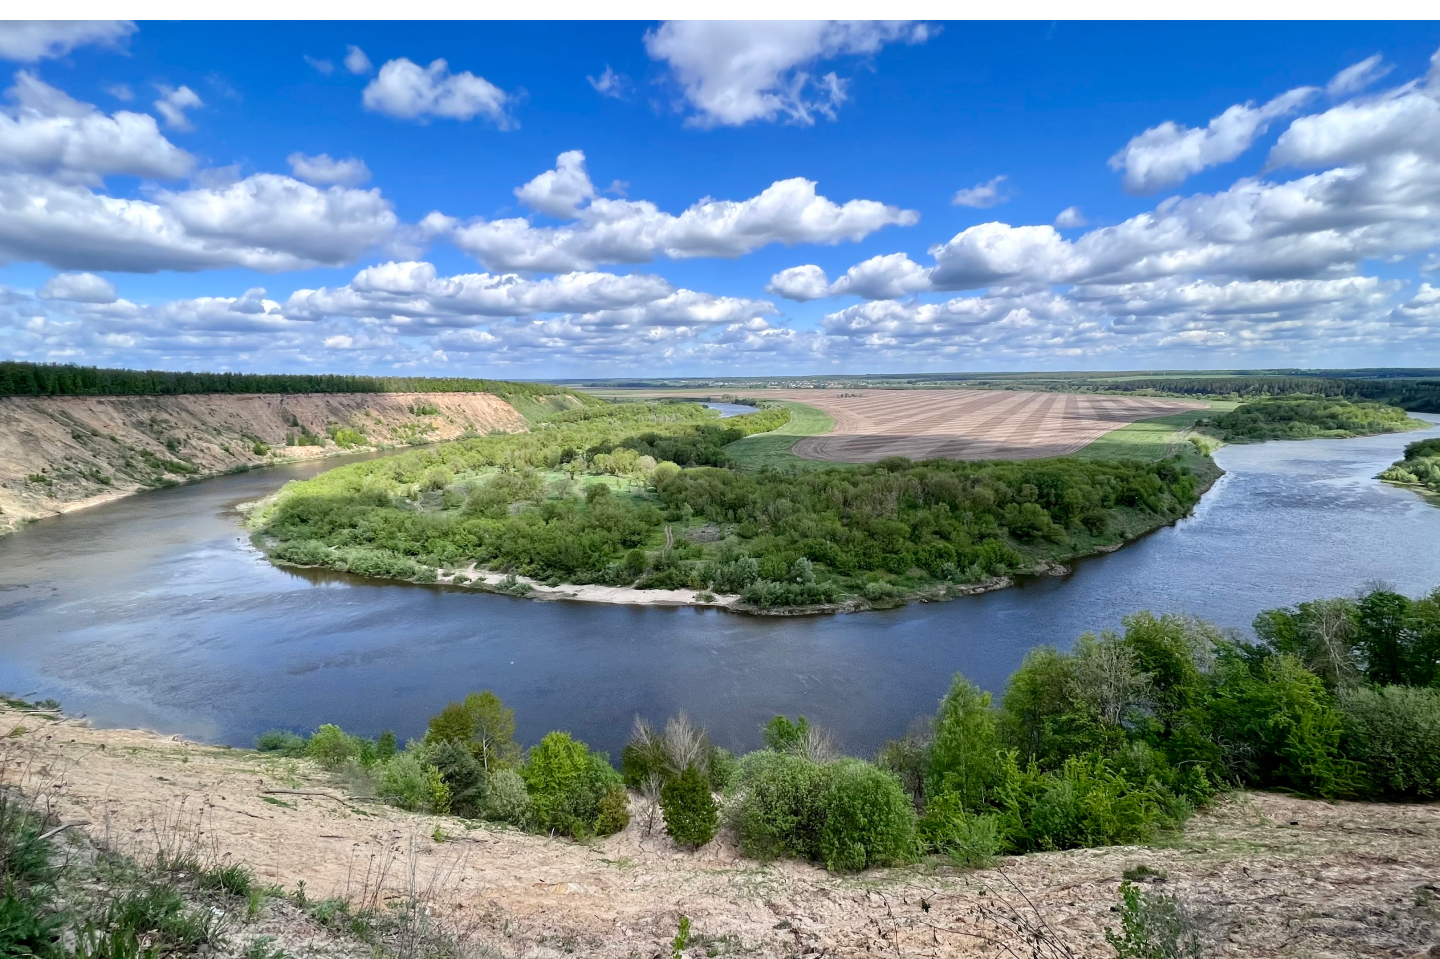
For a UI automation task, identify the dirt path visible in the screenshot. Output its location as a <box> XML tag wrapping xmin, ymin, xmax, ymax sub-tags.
<box><xmin>0</xmin><ymin>392</ymin><xmax>526</xmax><ymax>534</ymax></box>
<box><xmin>727</xmin><ymin>390</ymin><xmax>1206</xmax><ymax>463</ymax></box>
<box><xmin>5</xmin><ymin>705</ymin><xmax>1436</xmax><ymax>958</ymax></box>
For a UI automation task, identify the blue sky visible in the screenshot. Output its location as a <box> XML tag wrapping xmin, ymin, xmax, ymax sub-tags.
<box><xmin>1</xmin><ymin>19</ymin><xmax>1439</xmax><ymax>377</ymax></box>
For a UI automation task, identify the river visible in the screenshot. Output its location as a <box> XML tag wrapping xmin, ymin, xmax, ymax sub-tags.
<box><xmin>3</xmin><ymin>418</ymin><xmax>1439</xmax><ymax>759</ymax></box>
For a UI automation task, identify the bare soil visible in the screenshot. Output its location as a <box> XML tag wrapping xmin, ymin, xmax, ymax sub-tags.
<box><xmin>729</xmin><ymin>390</ymin><xmax>1206</xmax><ymax>463</ymax></box>
<box><xmin>0</xmin><ymin>392</ymin><xmax>526</xmax><ymax>534</ymax></box>
<box><xmin>7</xmin><ymin>705</ymin><xmax>1438</xmax><ymax>958</ymax></box>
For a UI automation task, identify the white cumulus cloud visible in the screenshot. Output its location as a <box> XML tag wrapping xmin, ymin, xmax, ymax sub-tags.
<box><xmin>1326</xmin><ymin>54</ymin><xmax>1392</xmax><ymax>98</ymax></box>
<box><xmin>362</xmin><ymin>58</ymin><xmax>510</xmax><ymax>125</ymax></box>
<box><xmin>38</xmin><ymin>272</ymin><xmax>116</xmax><ymax>303</ymax></box>
<box><xmin>152</xmin><ymin>84</ymin><xmax>202</xmax><ymax>130</ymax></box>
<box><xmin>514</xmin><ymin>149</ymin><xmax>596</xmax><ymax>218</ymax></box>
<box><xmin>1054</xmin><ymin>206</ymin><xmax>1087</xmax><ymax>228</ymax></box>
<box><xmin>644</xmin><ymin>20</ymin><xmax>930</xmax><ymax>127</ymax></box>
<box><xmin>952</xmin><ymin>175</ymin><xmax>1010</xmax><ymax>208</ymax></box>
<box><xmin>0</xmin><ymin>21</ymin><xmax>135</xmax><ymax>62</ymax></box>
<box><xmin>287</xmin><ymin>152</ymin><xmax>371</xmax><ymax>187</ymax></box>
<box><xmin>0</xmin><ymin>71</ymin><xmax>194</xmax><ymax>184</ymax></box>
<box><xmin>344</xmin><ymin>45</ymin><xmax>372</xmax><ymax>75</ymax></box>
<box><xmin>451</xmin><ymin>151</ymin><xmax>919</xmax><ymax>271</ymax></box>
<box><xmin>1109</xmin><ymin>86</ymin><xmax>1317</xmax><ymax>193</ymax></box>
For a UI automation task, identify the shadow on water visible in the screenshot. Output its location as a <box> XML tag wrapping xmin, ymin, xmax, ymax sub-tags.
<box><xmin>3</xmin><ymin>417</ymin><xmax>1440</xmax><ymax>759</ymax></box>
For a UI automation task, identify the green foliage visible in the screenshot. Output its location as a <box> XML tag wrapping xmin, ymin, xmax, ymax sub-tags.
<box><xmin>522</xmin><ymin>732</ymin><xmax>624</xmax><ymax>837</ymax></box>
<box><xmin>1340</xmin><ymin>686</ymin><xmax>1440</xmax><ymax>800</ymax></box>
<box><xmin>1208</xmin><ymin>653</ymin><xmax>1355</xmax><ymax>798</ymax></box>
<box><xmin>728</xmin><ymin>751</ymin><xmax>828</xmax><ymax>862</ymax></box>
<box><xmin>376</xmin><ymin>751</ymin><xmax>449</xmax><ymax>813</ymax></box>
<box><xmin>1202</xmin><ymin>395</ymin><xmax>1422</xmax><ymax>442</ymax></box>
<box><xmin>927</xmin><ymin>676</ymin><xmax>1002</xmax><ymax>810</ymax></box>
<box><xmin>916</xmin><ymin>793</ymin><xmax>1002</xmax><ymax>868</ymax></box>
<box><xmin>1381</xmin><ymin>436</ymin><xmax>1440</xmax><ymax>498</ymax></box>
<box><xmin>253</xmin><ymin>397</ymin><xmax>1205</xmax><ymax>609</ymax></box>
<box><xmin>482</xmin><ymin>769</ymin><xmax>533</xmax><ymax>827</ymax></box>
<box><xmin>815</xmin><ymin>760</ymin><xmax>917</xmax><ymax>871</ymax></box>
<box><xmin>762</xmin><ymin>715</ymin><xmax>811</xmax><ymax>753</ymax></box>
<box><xmin>424</xmin><ymin>691</ymin><xmax>519</xmax><ymax>770</ymax></box>
<box><xmin>595</xmin><ymin>784</ymin><xmax>631</xmax><ymax>835</ymax></box>
<box><xmin>306</xmin><ymin>724</ymin><xmax>362</xmax><ymax>769</ymax></box>
<box><xmin>429</xmin><ymin>740</ymin><xmax>487</xmax><ymax>818</ymax></box>
<box><xmin>254</xmin><ymin>729</ymin><xmax>307</xmax><ymax>756</ymax></box>
<box><xmin>670</xmin><ymin>915</ymin><xmax>691</xmax><ymax>959</ymax></box>
<box><xmin>994</xmin><ymin>753</ymin><xmax>1175</xmax><ymax>854</ymax></box>
<box><xmin>0</xmin><ymin>360</ymin><xmax>593</xmax><ymax>410</ymax></box>
<box><xmin>660</xmin><ymin>765</ymin><xmax>717</xmax><ymax>848</ymax></box>
<box><xmin>1104</xmin><ymin>881</ymin><xmax>1203</xmax><ymax>959</ymax></box>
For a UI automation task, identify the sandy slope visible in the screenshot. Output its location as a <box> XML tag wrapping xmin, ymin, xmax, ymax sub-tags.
<box><xmin>0</xmin><ymin>392</ymin><xmax>526</xmax><ymax>534</ymax></box>
<box><xmin>5</xmin><ymin>705</ymin><xmax>1437</xmax><ymax>958</ymax></box>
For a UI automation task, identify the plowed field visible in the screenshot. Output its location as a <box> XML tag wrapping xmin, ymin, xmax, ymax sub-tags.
<box><xmin>733</xmin><ymin>389</ymin><xmax>1206</xmax><ymax>462</ymax></box>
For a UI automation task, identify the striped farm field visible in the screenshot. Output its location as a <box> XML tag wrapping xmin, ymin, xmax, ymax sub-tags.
<box><xmin>730</xmin><ymin>389</ymin><xmax>1207</xmax><ymax>463</ymax></box>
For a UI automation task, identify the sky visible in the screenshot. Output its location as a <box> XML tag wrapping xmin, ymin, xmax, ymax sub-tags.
<box><xmin>1</xmin><ymin>20</ymin><xmax>1439</xmax><ymax>378</ymax></box>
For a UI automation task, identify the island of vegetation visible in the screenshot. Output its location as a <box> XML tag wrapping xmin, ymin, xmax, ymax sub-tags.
<box><xmin>1197</xmin><ymin>394</ymin><xmax>1428</xmax><ymax>443</ymax></box>
<box><xmin>1380</xmin><ymin>437</ymin><xmax>1440</xmax><ymax>502</ymax></box>
<box><xmin>247</xmin><ymin>399</ymin><xmax>1215</xmax><ymax>612</ymax></box>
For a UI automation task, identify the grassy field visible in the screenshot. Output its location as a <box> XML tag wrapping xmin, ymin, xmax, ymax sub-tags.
<box><xmin>723</xmin><ymin>400</ymin><xmax>836</xmax><ymax>469</ymax></box>
<box><xmin>1073</xmin><ymin>401</ymin><xmax>1235</xmax><ymax>461</ymax></box>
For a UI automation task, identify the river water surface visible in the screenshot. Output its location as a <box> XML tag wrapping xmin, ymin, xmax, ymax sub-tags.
<box><xmin>3</xmin><ymin>418</ymin><xmax>1440</xmax><ymax>758</ymax></box>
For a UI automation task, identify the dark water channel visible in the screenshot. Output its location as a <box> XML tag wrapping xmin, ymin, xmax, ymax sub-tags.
<box><xmin>3</xmin><ymin>417</ymin><xmax>1440</xmax><ymax>759</ymax></box>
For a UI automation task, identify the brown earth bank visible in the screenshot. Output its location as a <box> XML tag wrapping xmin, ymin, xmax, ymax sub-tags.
<box><xmin>727</xmin><ymin>389</ymin><xmax>1206</xmax><ymax>463</ymax></box>
<box><xmin>0</xmin><ymin>392</ymin><xmax>527</xmax><ymax>534</ymax></box>
<box><xmin>6</xmin><ymin>704</ymin><xmax>1438</xmax><ymax>958</ymax></box>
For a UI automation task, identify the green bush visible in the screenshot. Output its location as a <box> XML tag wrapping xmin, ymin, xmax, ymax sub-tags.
<box><xmin>995</xmin><ymin>753</ymin><xmax>1172</xmax><ymax>854</ymax></box>
<box><xmin>522</xmin><ymin>732</ymin><xmax>624</xmax><ymax>838</ymax></box>
<box><xmin>661</xmin><ymin>765</ymin><xmax>717</xmax><ymax>848</ymax></box>
<box><xmin>1209</xmin><ymin>653</ymin><xmax>1355</xmax><ymax>797</ymax></box>
<box><xmin>729</xmin><ymin>751</ymin><xmax>828</xmax><ymax>861</ymax></box>
<box><xmin>430</xmin><ymin>740</ymin><xmax>487</xmax><ymax>818</ymax></box>
<box><xmin>1105</xmin><ymin>881</ymin><xmax>1203</xmax><ymax>959</ymax></box>
<box><xmin>595</xmin><ymin>784</ymin><xmax>631</xmax><ymax>836</ymax></box>
<box><xmin>816</xmin><ymin>760</ymin><xmax>917</xmax><ymax>871</ymax></box>
<box><xmin>306</xmin><ymin>724</ymin><xmax>360</xmax><ymax>770</ymax></box>
<box><xmin>1340</xmin><ymin>685</ymin><xmax>1440</xmax><ymax>799</ymax></box>
<box><xmin>254</xmin><ymin>729</ymin><xmax>307</xmax><ymax>756</ymax></box>
<box><xmin>377</xmin><ymin>752</ymin><xmax>448</xmax><ymax>813</ymax></box>
<box><xmin>917</xmin><ymin>793</ymin><xmax>1002</xmax><ymax>868</ymax></box>
<box><xmin>482</xmin><ymin>769</ymin><xmax>533</xmax><ymax>827</ymax></box>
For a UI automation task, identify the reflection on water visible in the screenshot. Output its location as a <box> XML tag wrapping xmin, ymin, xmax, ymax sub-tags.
<box><xmin>3</xmin><ymin>418</ymin><xmax>1440</xmax><ymax>758</ymax></box>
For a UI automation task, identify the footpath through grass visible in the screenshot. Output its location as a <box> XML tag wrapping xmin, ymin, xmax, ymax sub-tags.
<box><xmin>723</xmin><ymin>400</ymin><xmax>836</xmax><ymax>470</ymax></box>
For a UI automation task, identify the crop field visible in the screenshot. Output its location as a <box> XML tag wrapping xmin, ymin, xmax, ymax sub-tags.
<box><xmin>728</xmin><ymin>389</ymin><xmax>1207</xmax><ymax>462</ymax></box>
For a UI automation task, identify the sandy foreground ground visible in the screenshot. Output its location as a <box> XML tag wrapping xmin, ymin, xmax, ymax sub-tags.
<box><xmin>5</xmin><ymin>705</ymin><xmax>1438</xmax><ymax>958</ymax></box>
<box><xmin>729</xmin><ymin>390</ymin><xmax>1206</xmax><ymax>462</ymax></box>
<box><xmin>0</xmin><ymin>392</ymin><xmax>526</xmax><ymax>533</ymax></box>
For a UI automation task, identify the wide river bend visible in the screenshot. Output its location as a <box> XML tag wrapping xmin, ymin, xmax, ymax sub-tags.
<box><xmin>3</xmin><ymin>417</ymin><xmax>1439</xmax><ymax>759</ymax></box>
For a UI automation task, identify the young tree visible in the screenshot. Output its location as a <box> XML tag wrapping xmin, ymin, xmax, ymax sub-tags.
<box><xmin>927</xmin><ymin>675</ymin><xmax>1001</xmax><ymax>810</ymax></box>
<box><xmin>425</xmin><ymin>690</ymin><xmax>519</xmax><ymax>771</ymax></box>
<box><xmin>660</xmin><ymin>764</ymin><xmax>717</xmax><ymax>848</ymax></box>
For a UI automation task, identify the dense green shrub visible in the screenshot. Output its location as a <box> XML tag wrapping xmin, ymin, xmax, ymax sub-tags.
<box><xmin>916</xmin><ymin>793</ymin><xmax>1002</xmax><ymax>867</ymax></box>
<box><xmin>816</xmin><ymin>760</ymin><xmax>917</xmax><ymax>871</ymax></box>
<box><xmin>430</xmin><ymin>740</ymin><xmax>488</xmax><ymax>818</ymax></box>
<box><xmin>522</xmin><ymin>732</ymin><xmax>625</xmax><ymax>838</ymax></box>
<box><xmin>660</xmin><ymin>765</ymin><xmax>718</xmax><ymax>848</ymax></box>
<box><xmin>483</xmin><ymin>769</ymin><xmax>533</xmax><ymax>827</ymax></box>
<box><xmin>1208</xmin><ymin>653</ymin><xmax>1355</xmax><ymax>798</ymax></box>
<box><xmin>307</xmin><ymin>724</ymin><xmax>361</xmax><ymax>769</ymax></box>
<box><xmin>994</xmin><ymin>753</ymin><xmax>1174</xmax><ymax>853</ymax></box>
<box><xmin>255</xmin><ymin>729</ymin><xmax>307</xmax><ymax>756</ymax></box>
<box><xmin>377</xmin><ymin>752</ymin><xmax>448</xmax><ymax>813</ymax></box>
<box><xmin>425</xmin><ymin>691</ymin><xmax>519</xmax><ymax>770</ymax></box>
<box><xmin>728</xmin><ymin>751</ymin><xmax>828</xmax><ymax>861</ymax></box>
<box><xmin>1340</xmin><ymin>686</ymin><xmax>1440</xmax><ymax>799</ymax></box>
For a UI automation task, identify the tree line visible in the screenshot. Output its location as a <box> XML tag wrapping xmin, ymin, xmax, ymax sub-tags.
<box><xmin>1199</xmin><ymin>395</ymin><xmax>1425</xmax><ymax>442</ymax></box>
<box><xmin>250</xmin><ymin>400</ymin><xmax>1207</xmax><ymax>609</ymax></box>
<box><xmin>1380</xmin><ymin>437</ymin><xmax>1440</xmax><ymax>498</ymax></box>
<box><xmin>0</xmin><ymin>360</ymin><xmax>586</xmax><ymax>406</ymax></box>
<box><xmin>262</xmin><ymin>582</ymin><xmax>1440</xmax><ymax>875</ymax></box>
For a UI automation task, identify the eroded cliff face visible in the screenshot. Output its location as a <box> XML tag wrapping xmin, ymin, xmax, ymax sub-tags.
<box><xmin>0</xmin><ymin>392</ymin><xmax>527</xmax><ymax>532</ymax></box>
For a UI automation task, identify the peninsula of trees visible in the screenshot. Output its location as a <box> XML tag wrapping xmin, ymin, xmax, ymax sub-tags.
<box><xmin>249</xmin><ymin>399</ymin><xmax>1212</xmax><ymax>612</ymax></box>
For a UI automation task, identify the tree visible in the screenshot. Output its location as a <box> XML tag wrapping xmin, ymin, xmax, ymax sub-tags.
<box><xmin>1356</xmin><ymin>589</ymin><xmax>1412</xmax><ymax>685</ymax></box>
<box><xmin>926</xmin><ymin>675</ymin><xmax>1001</xmax><ymax>810</ymax></box>
<box><xmin>425</xmin><ymin>690</ymin><xmax>518</xmax><ymax>771</ymax></box>
<box><xmin>660</xmin><ymin>765</ymin><xmax>717</xmax><ymax>848</ymax></box>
